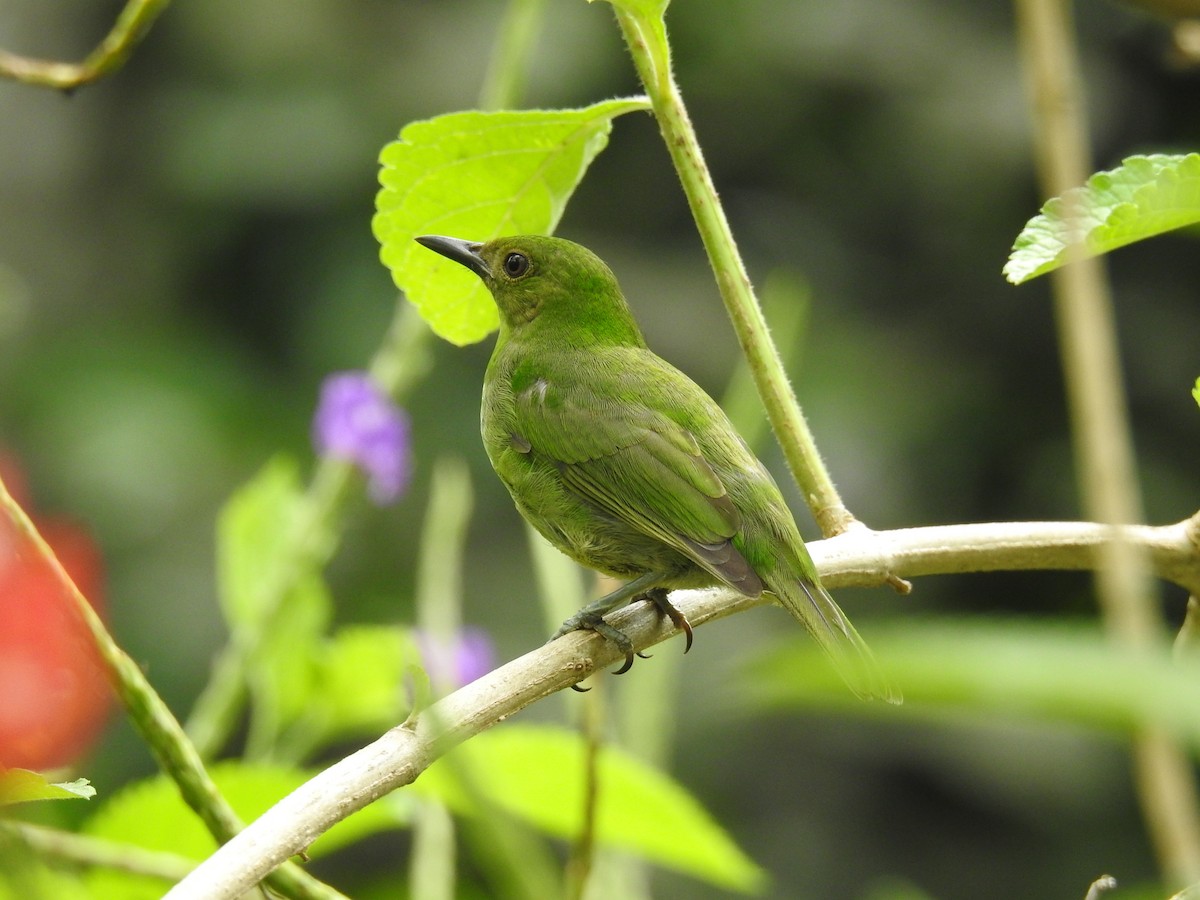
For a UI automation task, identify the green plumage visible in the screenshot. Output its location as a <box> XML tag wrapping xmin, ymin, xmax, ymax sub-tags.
<box><xmin>416</xmin><ymin>233</ymin><xmax>898</xmax><ymax>702</ymax></box>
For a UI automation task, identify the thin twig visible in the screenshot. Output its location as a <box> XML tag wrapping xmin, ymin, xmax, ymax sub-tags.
<box><xmin>1084</xmin><ymin>874</ymin><xmax>1118</xmax><ymax>900</ymax></box>
<box><xmin>1</xmin><ymin>821</ymin><xmax>196</xmax><ymax>882</ymax></box>
<box><xmin>0</xmin><ymin>0</ymin><xmax>172</xmax><ymax>91</ymax></box>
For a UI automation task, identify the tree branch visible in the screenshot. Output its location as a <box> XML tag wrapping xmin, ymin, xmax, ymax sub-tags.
<box><xmin>164</xmin><ymin>515</ymin><xmax>1200</xmax><ymax>899</ymax></box>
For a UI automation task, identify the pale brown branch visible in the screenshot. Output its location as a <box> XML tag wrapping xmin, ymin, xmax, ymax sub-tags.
<box><xmin>166</xmin><ymin>516</ymin><xmax>1200</xmax><ymax>900</ymax></box>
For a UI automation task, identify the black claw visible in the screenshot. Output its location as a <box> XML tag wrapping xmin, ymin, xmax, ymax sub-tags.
<box><xmin>646</xmin><ymin>588</ymin><xmax>695</xmax><ymax>653</ymax></box>
<box><xmin>679</xmin><ymin>615</ymin><xmax>695</xmax><ymax>654</ymax></box>
<box><xmin>556</xmin><ymin>609</ymin><xmax>641</xmax><ymax>676</ymax></box>
<box><xmin>570</xmin><ymin>682</ymin><xmax>591</xmax><ymax>693</ymax></box>
<box><xmin>636</xmin><ymin>650</ymin><xmax>653</xmax><ymax>659</ymax></box>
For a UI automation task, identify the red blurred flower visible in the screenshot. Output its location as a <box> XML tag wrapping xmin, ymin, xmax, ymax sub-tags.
<box><xmin>0</xmin><ymin>452</ymin><xmax>111</xmax><ymax>771</ymax></box>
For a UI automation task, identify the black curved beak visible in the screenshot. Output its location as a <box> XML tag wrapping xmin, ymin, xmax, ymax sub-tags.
<box><xmin>415</xmin><ymin>235</ymin><xmax>491</xmax><ymax>280</ymax></box>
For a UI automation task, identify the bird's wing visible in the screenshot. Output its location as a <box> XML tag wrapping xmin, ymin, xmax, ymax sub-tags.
<box><xmin>511</xmin><ymin>361</ymin><xmax>763</xmax><ymax>595</ymax></box>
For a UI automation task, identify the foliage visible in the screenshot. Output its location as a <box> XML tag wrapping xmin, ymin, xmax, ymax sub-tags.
<box><xmin>373</xmin><ymin>99</ymin><xmax>650</xmax><ymax>345</ymax></box>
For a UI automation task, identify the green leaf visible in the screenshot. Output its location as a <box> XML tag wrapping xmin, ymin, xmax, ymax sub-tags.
<box><xmin>82</xmin><ymin>762</ymin><xmax>410</xmax><ymax>899</ymax></box>
<box><xmin>0</xmin><ymin>863</ymin><xmax>92</xmax><ymax>900</ymax></box>
<box><xmin>0</xmin><ymin>769</ymin><xmax>95</xmax><ymax>805</ymax></box>
<box><xmin>216</xmin><ymin>457</ymin><xmax>332</xmax><ymax>752</ymax></box>
<box><xmin>1005</xmin><ymin>153</ymin><xmax>1200</xmax><ymax>284</ymax></box>
<box><xmin>302</xmin><ymin>625</ymin><xmax>415</xmax><ymax>744</ymax></box>
<box><xmin>414</xmin><ymin>725</ymin><xmax>766</xmax><ymax>893</ymax></box>
<box><xmin>247</xmin><ymin>577</ymin><xmax>330</xmax><ymax>753</ymax></box>
<box><xmin>745</xmin><ymin>619</ymin><xmax>1200</xmax><ymax>745</ymax></box>
<box><xmin>215</xmin><ymin>456</ymin><xmax>329</xmax><ymax>633</ymax></box>
<box><xmin>1193</xmin><ymin>376</ymin><xmax>1200</xmax><ymax>409</ymax></box>
<box><xmin>372</xmin><ymin>98</ymin><xmax>650</xmax><ymax>346</ymax></box>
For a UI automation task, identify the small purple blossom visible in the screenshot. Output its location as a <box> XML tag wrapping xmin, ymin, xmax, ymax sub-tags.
<box><xmin>312</xmin><ymin>371</ymin><xmax>411</xmax><ymax>504</ymax></box>
<box><xmin>416</xmin><ymin>627</ymin><xmax>495</xmax><ymax>692</ymax></box>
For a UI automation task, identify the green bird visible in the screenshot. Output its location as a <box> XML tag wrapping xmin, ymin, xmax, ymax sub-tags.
<box><xmin>416</xmin><ymin>234</ymin><xmax>899</xmax><ymax>702</ymax></box>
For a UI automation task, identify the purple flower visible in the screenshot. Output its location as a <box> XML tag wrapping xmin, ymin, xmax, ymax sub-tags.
<box><xmin>312</xmin><ymin>371</ymin><xmax>411</xmax><ymax>504</ymax></box>
<box><xmin>416</xmin><ymin>627</ymin><xmax>495</xmax><ymax>691</ymax></box>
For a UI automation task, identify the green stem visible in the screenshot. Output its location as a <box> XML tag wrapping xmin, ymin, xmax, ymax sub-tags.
<box><xmin>610</xmin><ymin>4</ymin><xmax>852</xmax><ymax>536</ymax></box>
<box><xmin>1014</xmin><ymin>0</ymin><xmax>1200</xmax><ymax>885</ymax></box>
<box><xmin>1</xmin><ymin>821</ymin><xmax>196</xmax><ymax>882</ymax></box>
<box><xmin>0</xmin><ymin>0</ymin><xmax>171</xmax><ymax>91</ymax></box>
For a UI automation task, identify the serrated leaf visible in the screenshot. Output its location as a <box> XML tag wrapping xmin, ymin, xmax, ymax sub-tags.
<box><xmin>745</xmin><ymin>619</ymin><xmax>1200</xmax><ymax>746</ymax></box>
<box><xmin>414</xmin><ymin>725</ymin><xmax>766</xmax><ymax>893</ymax></box>
<box><xmin>372</xmin><ymin>98</ymin><xmax>650</xmax><ymax>346</ymax></box>
<box><xmin>0</xmin><ymin>769</ymin><xmax>94</xmax><ymax>805</ymax></box>
<box><xmin>1005</xmin><ymin>153</ymin><xmax>1200</xmax><ymax>284</ymax></box>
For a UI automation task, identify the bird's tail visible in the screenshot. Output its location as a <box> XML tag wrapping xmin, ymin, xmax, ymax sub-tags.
<box><xmin>770</xmin><ymin>575</ymin><xmax>902</xmax><ymax>705</ymax></box>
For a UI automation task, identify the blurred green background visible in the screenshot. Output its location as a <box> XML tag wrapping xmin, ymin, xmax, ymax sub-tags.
<box><xmin>3</xmin><ymin>0</ymin><xmax>1200</xmax><ymax>897</ymax></box>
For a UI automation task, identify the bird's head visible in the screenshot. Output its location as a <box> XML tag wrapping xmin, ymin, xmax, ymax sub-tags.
<box><xmin>415</xmin><ymin>234</ymin><xmax>645</xmax><ymax>348</ymax></box>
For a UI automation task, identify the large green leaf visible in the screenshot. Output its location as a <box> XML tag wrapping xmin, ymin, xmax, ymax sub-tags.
<box><xmin>414</xmin><ymin>724</ymin><xmax>767</xmax><ymax>893</ymax></box>
<box><xmin>82</xmin><ymin>762</ymin><xmax>409</xmax><ymax>899</ymax></box>
<box><xmin>745</xmin><ymin>618</ymin><xmax>1200</xmax><ymax>745</ymax></box>
<box><xmin>1005</xmin><ymin>153</ymin><xmax>1200</xmax><ymax>284</ymax></box>
<box><xmin>372</xmin><ymin>98</ymin><xmax>650</xmax><ymax>346</ymax></box>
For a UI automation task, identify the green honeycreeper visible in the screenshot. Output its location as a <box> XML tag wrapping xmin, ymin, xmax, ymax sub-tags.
<box><xmin>416</xmin><ymin>234</ymin><xmax>898</xmax><ymax>703</ymax></box>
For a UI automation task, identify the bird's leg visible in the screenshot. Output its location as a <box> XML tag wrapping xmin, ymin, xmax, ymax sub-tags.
<box><xmin>643</xmin><ymin>587</ymin><xmax>694</xmax><ymax>654</ymax></box>
<box><xmin>552</xmin><ymin>570</ymin><xmax>668</xmax><ymax>674</ymax></box>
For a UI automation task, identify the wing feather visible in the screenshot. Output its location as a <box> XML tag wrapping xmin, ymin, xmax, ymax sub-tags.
<box><xmin>513</xmin><ymin>361</ymin><xmax>762</xmax><ymax>594</ymax></box>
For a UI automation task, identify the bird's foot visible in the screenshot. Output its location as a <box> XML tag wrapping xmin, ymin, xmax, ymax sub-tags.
<box><xmin>550</xmin><ymin>571</ymin><xmax>698</xmax><ymax>691</ymax></box>
<box><xmin>554</xmin><ymin>608</ymin><xmax>637</xmax><ymax>672</ymax></box>
<box><xmin>643</xmin><ymin>587</ymin><xmax>694</xmax><ymax>654</ymax></box>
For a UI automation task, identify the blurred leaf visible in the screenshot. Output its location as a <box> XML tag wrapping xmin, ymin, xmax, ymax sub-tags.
<box><xmin>414</xmin><ymin>724</ymin><xmax>767</xmax><ymax>893</ymax></box>
<box><xmin>0</xmin><ymin>769</ymin><xmax>94</xmax><ymax>805</ymax></box>
<box><xmin>303</xmin><ymin>625</ymin><xmax>415</xmax><ymax>744</ymax></box>
<box><xmin>372</xmin><ymin>98</ymin><xmax>650</xmax><ymax>346</ymax></box>
<box><xmin>246</xmin><ymin>577</ymin><xmax>330</xmax><ymax>757</ymax></box>
<box><xmin>216</xmin><ymin>457</ymin><xmax>332</xmax><ymax>755</ymax></box>
<box><xmin>82</xmin><ymin>762</ymin><xmax>410</xmax><ymax>899</ymax></box>
<box><xmin>0</xmin><ymin>860</ymin><xmax>91</xmax><ymax>900</ymax></box>
<box><xmin>1193</xmin><ymin>376</ymin><xmax>1200</xmax><ymax>409</ymax></box>
<box><xmin>1005</xmin><ymin>153</ymin><xmax>1200</xmax><ymax>284</ymax></box>
<box><xmin>745</xmin><ymin>619</ymin><xmax>1200</xmax><ymax>745</ymax></box>
<box><xmin>215</xmin><ymin>456</ymin><xmax>330</xmax><ymax>633</ymax></box>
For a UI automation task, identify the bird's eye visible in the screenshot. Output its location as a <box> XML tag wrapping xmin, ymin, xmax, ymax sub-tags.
<box><xmin>503</xmin><ymin>252</ymin><xmax>529</xmax><ymax>278</ymax></box>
